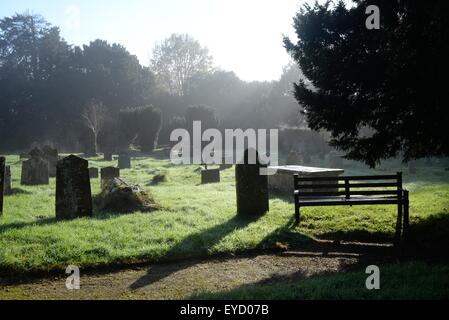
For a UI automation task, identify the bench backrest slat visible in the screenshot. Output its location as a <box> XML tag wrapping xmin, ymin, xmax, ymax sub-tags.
<box><xmin>294</xmin><ymin>172</ymin><xmax>402</xmax><ymax>199</ymax></box>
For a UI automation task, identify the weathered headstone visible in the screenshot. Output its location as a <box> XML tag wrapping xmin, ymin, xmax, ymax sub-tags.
<box><xmin>42</xmin><ymin>146</ymin><xmax>58</xmax><ymax>177</ymax></box>
<box><xmin>408</xmin><ymin>161</ymin><xmax>417</xmax><ymax>174</ymax></box>
<box><xmin>21</xmin><ymin>158</ymin><xmax>49</xmax><ymax>185</ymax></box>
<box><xmin>89</xmin><ymin>167</ymin><xmax>99</xmax><ymax>179</ymax></box>
<box><xmin>101</xmin><ymin>167</ymin><xmax>120</xmax><ymax>187</ymax></box>
<box><xmin>235</xmin><ymin>149</ymin><xmax>269</xmax><ymax>217</ymax></box>
<box><xmin>0</xmin><ymin>157</ymin><xmax>5</xmax><ymax>215</ymax></box>
<box><xmin>201</xmin><ymin>169</ymin><xmax>220</xmax><ymax>184</ymax></box>
<box><xmin>118</xmin><ymin>154</ymin><xmax>131</xmax><ymax>169</ymax></box>
<box><xmin>4</xmin><ymin>166</ymin><xmax>11</xmax><ymax>195</ymax></box>
<box><xmin>56</xmin><ymin>155</ymin><xmax>92</xmax><ymax>219</ymax></box>
<box><xmin>104</xmin><ymin>152</ymin><xmax>112</xmax><ymax>161</ymax></box>
<box><xmin>286</xmin><ymin>151</ymin><xmax>303</xmax><ymax>165</ymax></box>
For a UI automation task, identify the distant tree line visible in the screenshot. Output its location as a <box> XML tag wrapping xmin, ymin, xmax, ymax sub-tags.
<box><xmin>0</xmin><ymin>12</ymin><xmax>323</xmax><ymax>156</ymax></box>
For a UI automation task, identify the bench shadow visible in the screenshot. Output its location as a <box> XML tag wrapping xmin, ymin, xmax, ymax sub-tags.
<box><xmin>129</xmin><ymin>214</ymin><xmax>267</xmax><ymax>290</ymax></box>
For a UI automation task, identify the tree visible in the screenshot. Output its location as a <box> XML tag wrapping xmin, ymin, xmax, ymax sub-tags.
<box><xmin>118</xmin><ymin>106</ymin><xmax>162</xmax><ymax>152</ymax></box>
<box><xmin>151</xmin><ymin>34</ymin><xmax>213</xmax><ymax>96</ymax></box>
<box><xmin>284</xmin><ymin>0</ymin><xmax>449</xmax><ymax>167</ymax></box>
<box><xmin>82</xmin><ymin>99</ymin><xmax>107</xmax><ymax>154</ymax></box>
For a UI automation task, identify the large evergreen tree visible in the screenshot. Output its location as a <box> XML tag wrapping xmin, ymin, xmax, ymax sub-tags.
<box><xmin>284</xmin><ymin>0</ymin><xmax>449</xmax><ymax>167</ymax></box>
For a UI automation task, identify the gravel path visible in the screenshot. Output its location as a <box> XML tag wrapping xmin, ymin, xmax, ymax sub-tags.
<box><xmin>0</xmin><ymin>243</ymin><xmax>393</xmax><ymax>300</ymax></box>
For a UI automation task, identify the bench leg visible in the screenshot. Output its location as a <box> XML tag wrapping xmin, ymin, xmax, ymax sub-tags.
<box><xmin>403</xmin><ymin>190</ymin><xmax>410</xmax><ymax>241</ymax></box>
<box><xmin>395</xmin><ymin>200</ymin><xmax>403</xmax><ymax>247</ymax></box>
<box><xmin>295</xmin><ymin>197</ymin><xmax>300</xmax><ymax>224</ymax></box>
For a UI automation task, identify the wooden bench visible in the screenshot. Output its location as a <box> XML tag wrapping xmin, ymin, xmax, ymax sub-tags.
<box><xmin>293</xmin><ymin>172</ymin><xmax>410</xmax><ymax>245</ymax></box>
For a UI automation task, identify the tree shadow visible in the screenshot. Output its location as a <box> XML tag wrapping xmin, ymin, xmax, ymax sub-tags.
<box><xmin>129</xmin><ymin>214</ymin><xmax>266</xmax><ymax>290</ymax></box>
<box><xmin>5</xmin><ymin>188</ymin><xmax>33</xmax><ymax>196</ymax></box>
<box><xmin>0</xmin><ymin>216</ymin><xmax>59</xmax><ymax>233</ymax></box>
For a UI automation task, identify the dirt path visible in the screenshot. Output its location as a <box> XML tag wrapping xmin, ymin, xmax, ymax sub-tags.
<box><xmin>0</xmin><ymin>243</ymin><xmax>393</xmax><ymax>300</ymax></box>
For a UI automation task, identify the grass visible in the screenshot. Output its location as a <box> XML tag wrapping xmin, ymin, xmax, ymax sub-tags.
<box><xmin>0</xmin><ymin>153</ymin><xmax>449</xmax><ymax>274</ymax></box>
<box><xmin>191</xmin><ymin>262</ymin><xmax>449</xmax><ymax>300</ymax></box>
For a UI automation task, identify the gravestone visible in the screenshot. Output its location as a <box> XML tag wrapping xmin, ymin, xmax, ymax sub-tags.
<box><xmin>42</xmin><ymin>146</ymin><xmax>58</xmax><ymax>177</ymax></box>
<box><xmin>408</xmin><ymin>161</ymin><xmax>417</xmax><ymax>174</ymax></box>
<box><xmin>21</xmin><ymin>158</ymin><xmax>49</xmax><ymax>185</ymax></box>
<box><xmin>101</xmin><ymin>167</ymin><xmax>120</xmax><ymax>187</ymax></box>
<box><xmin>104</xmin><ymin>152</ymin><xmax>112</xmax><ymax>161</ymax></box>
<box><xmin>118</xmin><ymin>154</ymin><xmax>131</xmax><ymax>169</ymax></box>
<box><xmin>4</xmin><ymin>166</ymin><xmax>12</xmax><ymax>195</ymax></box>
<box><xmin>328</xmin><ymin>152</ymin><xmax>344</xmax><ymax>168</ymax></box>
<box><xmin>201</xmin><ymin>169</ymin><xmax>220</xmax><ymax>184</ymax></box>
<box><xmin>56</xmin><ymin>155</ymin><xmax>92</xmax><ymax>219</ymax></box>
<box><xmin>286</xmin><ymin>151</ymin><xmax>303</xmax><ymax>165</ymax></box>
<box><xmin>0</xmin><ymin>157</ymin><xmax>4</xmax><ymax>214</ymax></box>
<box><xmin>89</xmin><ymin>167</ymin><xmax>99</xmax><ymax>179</ymax></box>
<box><xmin>235</xmin><ymin>149</ymin><xmax>269</xmax><ymax>217</ymax></box>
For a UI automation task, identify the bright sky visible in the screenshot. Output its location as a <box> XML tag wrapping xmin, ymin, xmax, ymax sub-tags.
<box><xmin>0</xmin><ymin>0</ymin><xmax>305</xmax><ymax>81</ymax></box>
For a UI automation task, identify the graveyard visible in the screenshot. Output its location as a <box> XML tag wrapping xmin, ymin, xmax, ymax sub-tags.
<box><xmin>1</xmin><ymin>149</ymin><xmax>449</xmax><ymax>299</ymax></box>
<box><xmin>1</xmin><ymin>0</ymin><xmax>448</xmax><ymax>304</ymax></box>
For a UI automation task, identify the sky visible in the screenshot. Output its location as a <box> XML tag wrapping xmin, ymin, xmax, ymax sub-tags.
<box><xmin>0</xmin><ymin>0</ymin><xmax>306</xmax><ymax>82</ymax></box>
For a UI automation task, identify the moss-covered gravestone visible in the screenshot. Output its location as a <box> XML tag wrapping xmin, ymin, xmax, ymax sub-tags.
<box><xmin>56</xmin><ymin>155</ymin><xmax>92</xmax><ymax>219</ymax></box>
<box><xmin>201</xmin><ymin>169</ymin><xmax>220</xmax><ymax>184</ymax></box>
<box><xmin>0</xmin><ymin>157</ymin><xmax>5</xmax><ymax>215</ymax></box>
<box><xmin>21</xmin><ymin>157</ymin><xmax>49</xmax><ymax>185</ymax></box>
<box><xmin>235</xmin><ymin>149</ymin><xmax>269</xmax><ymax>217</ymax></box>
<box><xmin>4</xmin><ymin>166</ymin><xmax>11</xmax><ymax>195</ymax></box>
<box><xmin>101</xmin><ymin>167</ymin><xmax>120</xmax><ymax>187</ymax></box>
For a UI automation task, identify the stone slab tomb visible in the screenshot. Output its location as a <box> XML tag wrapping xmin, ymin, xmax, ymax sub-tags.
<box><xmin>268</xmin><ymin>165</ymin><xmax>344</xmax><ymax>195</ymax></box>
<box><xmin>56</xmin><ymin>155</ymin><xmax>92</xmax><ymax>219</ymax></box>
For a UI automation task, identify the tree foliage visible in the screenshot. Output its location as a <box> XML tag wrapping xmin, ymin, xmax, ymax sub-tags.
<box><xmin>284</xmin><ymin>0</ymin><xmax>449</xmax><ymax>167</ymax></box>
<box><xmin>151</xmin><ymin>34</ymin><xmax>213</xmax><ymax>96</ymax></box>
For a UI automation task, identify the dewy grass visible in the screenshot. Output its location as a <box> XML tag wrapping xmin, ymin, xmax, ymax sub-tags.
<box><xmin>0</xmin><ymin>154</ymin><xmax>449</xmax><ymax>274</ymax></box>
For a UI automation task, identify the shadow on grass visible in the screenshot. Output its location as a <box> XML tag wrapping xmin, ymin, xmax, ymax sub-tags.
<box><xmin>129</xmin><ymin>213</ymin><xmax>298</xmax><ymax>290</ymax></box>
<box><xmin>5</xmin><ymin>188</ymin><xmax>32</xmax><ymax>196</ymax></box>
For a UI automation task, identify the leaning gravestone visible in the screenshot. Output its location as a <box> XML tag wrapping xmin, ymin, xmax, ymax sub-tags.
<box><xmin>21</xmin><ymin>157</ymin><xmax>49</xmax><ymax>185</ymax></box>
<box><xmin>89</xmin><ymin>167</ymin><xmax>99</xmax><ymax>179</ymax></box>
<box><xmin>0</xmin><ymin>157</ymin><xmax>5</xmax><ymax>215</ymax></box>
<box><xmin>201</xmin><ymin>169</ymin><xmax>220</xmax><ymax>184</ymax></box>
<box><xmin>101</xmin><ymin>167</ymin><xmax>120</xmax><ymax>187</ymax></box>
<box><xmin>4</xmin><ymin>166</ymin><xmax>12</xmax><ymax>195</ymax></box>
<box><xmin>56</xmin><ymin>155</ymin><xmax>92</xmax><ymax>219</ymax></box>
<box><xmin>118</xmin><ymin>154</ymin><xmax>131</xmax><ymax>169</ymax></box>
<box><xmin>42</xmin><ymin>146</ymin><xmax>58</xmax><ymax>177</ymax></box>
<box><xmin>235</xmin><ymin>149</ymin><xmax>269</xmax><ymax>217</ymax></box>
